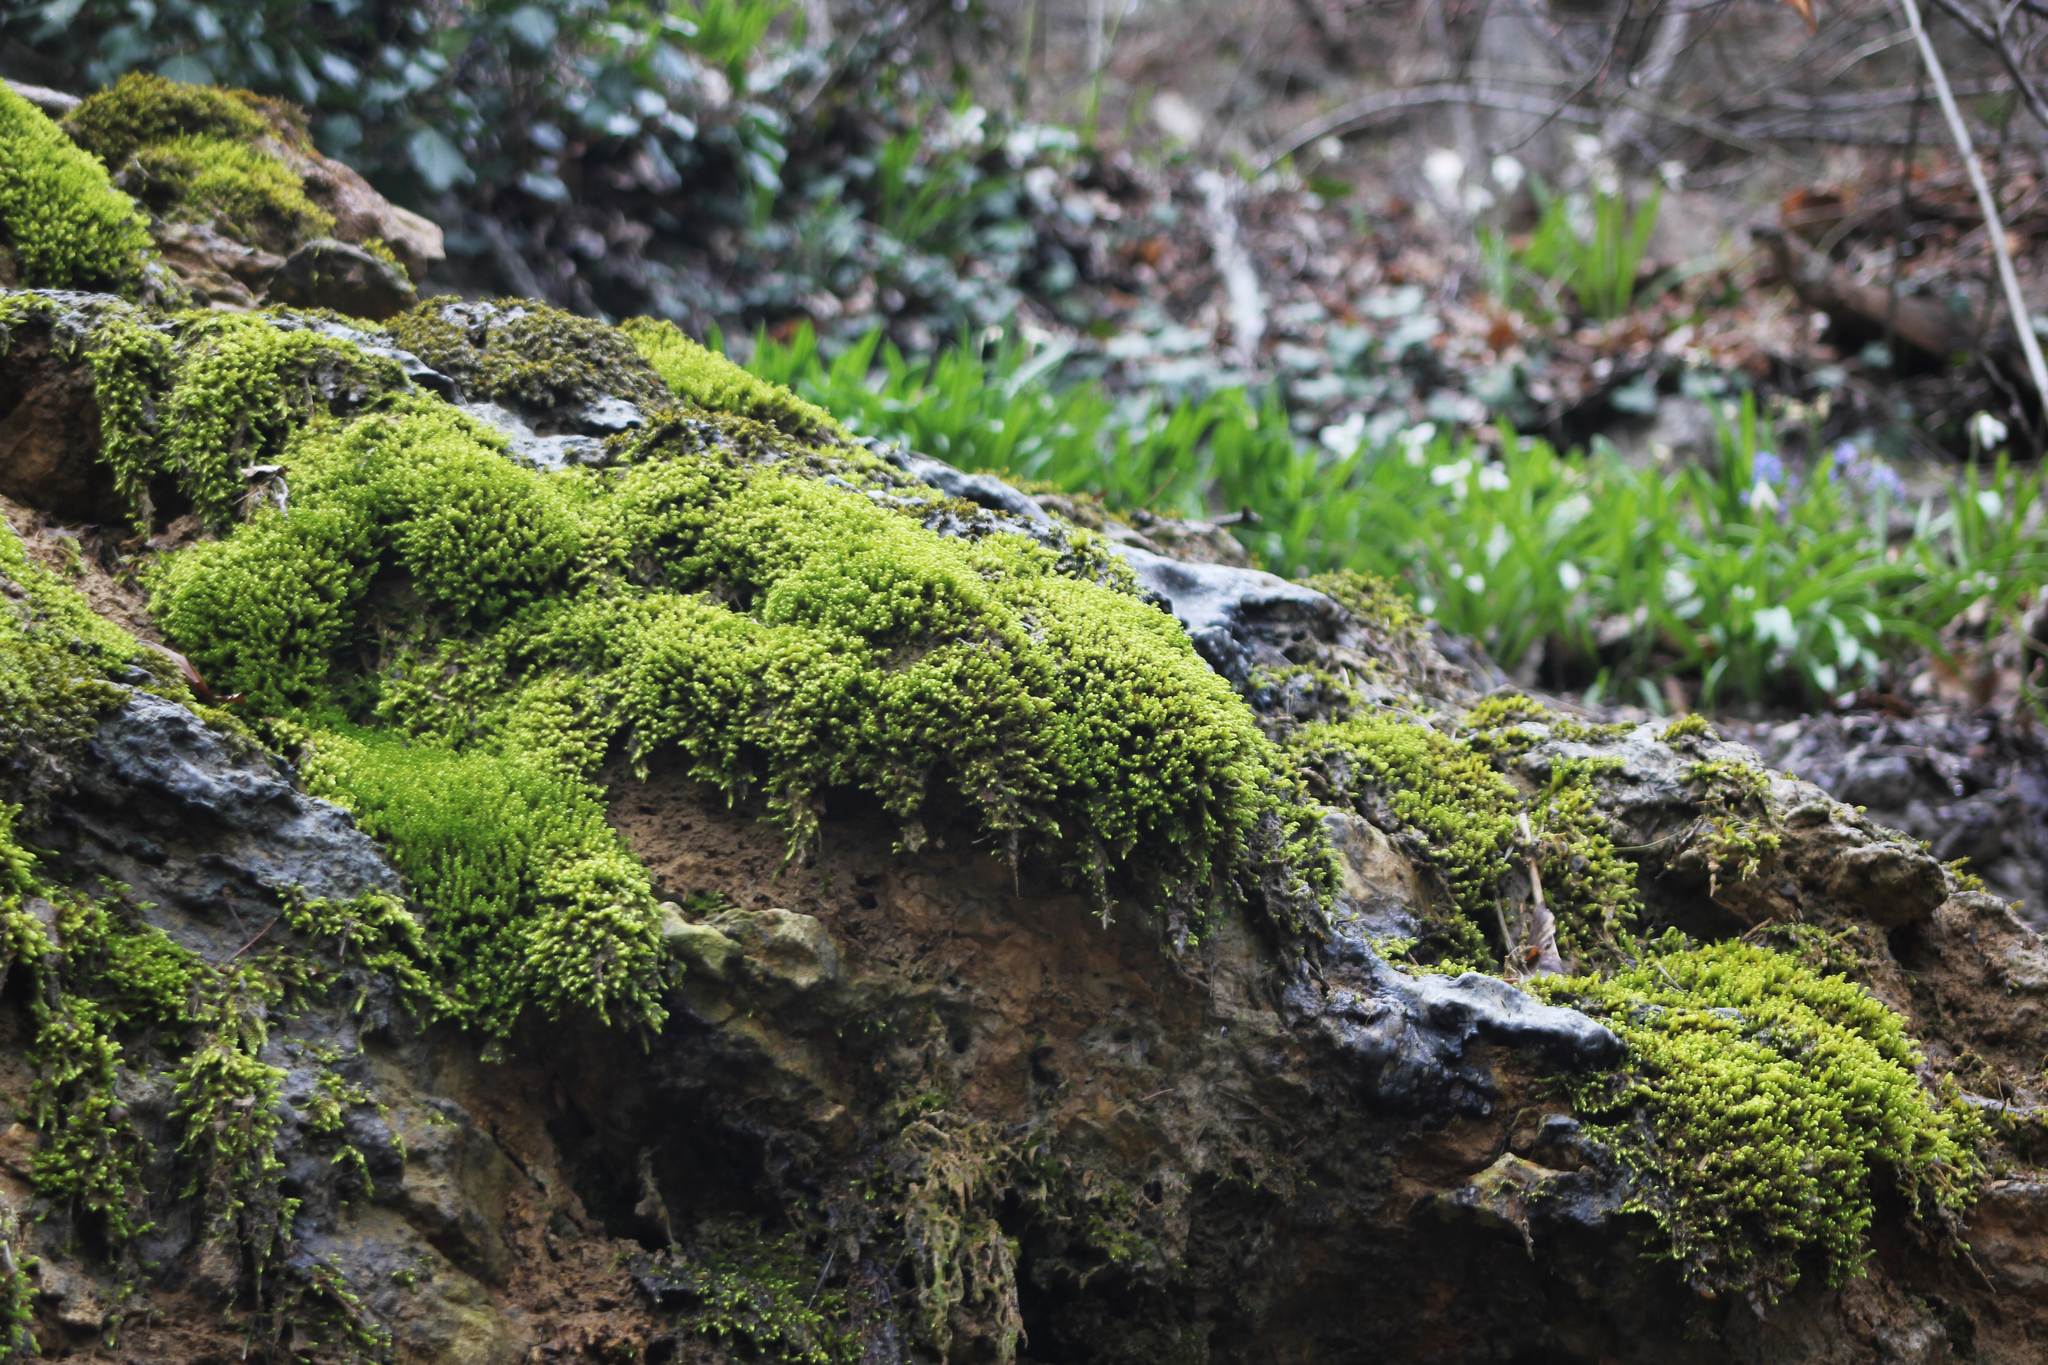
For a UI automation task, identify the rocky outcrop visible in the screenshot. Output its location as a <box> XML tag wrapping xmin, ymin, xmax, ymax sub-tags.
<box><xmin>1</xmin><ymin>112</ymin><xmax>2047</xmax><ymax>1360</ymax></box>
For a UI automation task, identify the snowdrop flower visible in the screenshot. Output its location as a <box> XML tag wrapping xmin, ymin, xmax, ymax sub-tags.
<box><xmin>1558</xmin><ymin>562</ymin><xmax>1583</xmax><ymax>592</ymax></box>
<box><xmin>1397</xmin><ymin>422</ymin><xmax>1438</xmax><ymax>466</ymax></box>
<box><xmin>1748</xmin><ymin>480</ymin><xmax>1781</xmax><ymax>512</ymax></box>
<box><xmin>1430</xmin><ymin>458</ymin><xmax>1473</xmax><ymax>498</ymax></box>
<box><xmin>1320</xmin><ymin>412</ymin><xmax>1368</xmax><ymax>457</ymax></box>
<box><xmin>1491</xmin><ymin>155</ymin><xmax>1526</xmax><ymax>192</ymax></box>
<box><xmin>1658</xmin><ymin>160</ymin><xmax>1686</xmax><ymax>190</ymax></box>
<box><xmin>1423</xmin><ymin>149</ymin><xmax>1465</xmax><ymax>203</ymax></box>
<box><xmin>1663</xmin><ymin>567</ymin><xmax>1695</xmax><ymax>601</ymax></box>
<box><xmin>1476</xmin><ymin>463</ymin><xmax>1510</xmax><ymax>492</ymax></box>
<box><xmin>1970</xmin><ymin>410</ymin><xmax>2009</xmax><ymax>450</ymax></box>
<box><xmin>1978</xmin><ymin>489</ymin><xmax>2005</xmax><ymax>520</ymax></box>
<box><xmin>1571</xmin><ymin>134</ymin><xmax>1603</xmax><ymax>165</ymax></box>
<box><xmin>1465</xmin><ymin>572</ymin><xmax>1486</xmax><ymax>593</ymax></box>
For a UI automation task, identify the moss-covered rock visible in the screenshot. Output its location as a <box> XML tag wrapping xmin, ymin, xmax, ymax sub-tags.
<box><xmin>61</xmin><ymin>75</ymin><xmax>332</xmax><ymax>258</ymax></box>
<box><xmin>0</xmin><ymin>85</ymin><xmax>157</xmax><ymax>296</ymax></box>
<box><xmin>1</xmin><ymin>280</ymin><xmax>2017</xmax><ymax>1350</ymax></box>
<box><xmin>1534</xmin><ymin>938</ymin><xmax>1985</xmax><ymax>1298</ymax></box>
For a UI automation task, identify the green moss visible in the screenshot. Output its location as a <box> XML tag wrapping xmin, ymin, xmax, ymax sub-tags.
<box><xmin>656</xmin><ymin>1226</ymin><xmax>857</xmax><ymax>1364</ymax></box>
<box><xmin>123</xmin><ymin>134</ymin><xmax>334</xmax><ymax>247</ymax></box>
<box><xmin>62</xmin><ymin>73</ymin><xmax>274</xmax><ymax>171</ymax></box>
<box><xmin>1533</xmin><ymin>939</ymin><xmax>1985</xmax><ymax>1298</ymax></box>
<box><xmin>0</xmin><ymin>85</ymin><xmax>155</xmax><ymax>295</ymax></box>
<box><xmin>0</xmin><ymin>515</ymin><xmax>188</xmax><ymax>813</ymax></box>
<box><xmin>1662</xmin><ymin>712</ymin><xmax>1716</xmax><ymax>741</ymax></box>
<box><xmin>1684</xmin><ymin>757</ymin><xmax>1783</xmax><ymax>890</ymax></box>
<box><xmin>390</xmin><ymin>299</ymin><xmax>669</xmax><ymax>413</ymax></box>
<box><xmin>0</xmin><ymin>1202</ymin><xmax>36</xmax><ymax>1361</ymax></box>
<box><xmin>150</xmin><ymin>389</ymin><xmax>1321</xmax><ymax>991</ymax></box>
<box><xmin>101</xmin><ymin>311</ymin><xmax>406</xmax><ymax>528</ymax></box>
<box><xmin>59</xmin><ymin>74</ymin><xmax>332</xmax><ymax>256</ymax></box>
<box><xmin>623</xmin><ymin>316</ymin><xmax>845</xmax><ymax>441</ymax></box>
<box><xmin>1292</xmin><ymin>711</ymin><xmax>1510</xmax><ymax>961</ymax></box>
<box><xmin>297</xmin><ymin>731</ymin><xmax>666</xmax><ymax>1036</ymax></box>
<box><xmin>1300</xmin><ymin>569</ymin><xmax>1420</xmax><ymax>639</ymax></box>
<box><xmin>1291</xmin><ymin>698</ymin><xmax>1642</xmax><ymax>965</ymax></box>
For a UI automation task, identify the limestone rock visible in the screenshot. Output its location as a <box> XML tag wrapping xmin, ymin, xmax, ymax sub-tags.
<box><xmin>263</xmin><ymin>237</ymin><xmax>418</xmax><ymax>321</ymax></box>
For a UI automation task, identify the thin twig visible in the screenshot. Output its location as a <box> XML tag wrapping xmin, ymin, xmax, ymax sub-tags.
<box><xmin>1923</xmin><ymin>0</ymin><xmax>2048</xmax><ymax>136</ymax></box>
<box><xmin>1898</xmin><ymin>0</ymin><xmax>2048</xmax><ymax>399</ymax></box>
<box><xmin>224</xmin><ymin>915</ymin><xmax>283</xmax><ymax>965</ymax></box>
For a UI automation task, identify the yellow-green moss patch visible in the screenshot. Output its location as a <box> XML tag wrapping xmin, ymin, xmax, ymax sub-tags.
<box><xmin>0</xmin><ymin>85</ymin><xmax>155</xmax><ymax>295</ymax></box>
<box><xmin>623</xmin><ymin>316</ymin><xmax>845</xmax><ymax>441</ymax></box>
<box><xmin>1532</xmin><ymin>939</ymin><xmax>1984</xmax><ymax>1298</ymax></box>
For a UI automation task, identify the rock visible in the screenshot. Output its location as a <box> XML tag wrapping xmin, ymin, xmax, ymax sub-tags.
<box><xmin>0</xmin><ymin>293</ymin><xmax>130</xmax><ymax>522</ymax></box>
<box><xmin>879</xmin><ymin>445</ymin><xmax>1058</xmax><ymax>528</ymax></box>
<box><xmin>705</xmin><ymin>907</ymin><xmax>840</xmax><ymax>993</ymax></box>
<box><xmin>1322</xmin><ymin>806</ymin><xmax>1429</xmax><ymax>941</ymax></box>
<box><xmin>454</xmin><ymin>400</ymin><xmax>611</xmax><ymax>470</ymax></box>
<box><xmin>1520</xmin><ymin>725</ymin><xmax>1950</xmax><ymax>930</ymax></box>
<box><xmin>47</xmin><ymin>690</ymin><xmax>402</xmax><ymax>959</ymax></box>
<box><xmin>2</xmin><ymin>79</ymin><xmax>79</xmax><ymax>117</ymax></box>
<box><xmin>662</xmin><ymin>913</ymin><xmax>742</xmax><ymax>984</ymax></box>
<box><xmin>262</xmin><ymin>237</ymin><xmax>417</xmax><ymax>320</ymax></box>
<box><xmin>153</xmin><ymin>220</ymin><xmax>284</xmax><ymax>308</ymax></box>
<box><xmin>262</xmin><ymin>139</ymin><xmax>446</xmax><ymax>281</ymax></box>
<box><xmin>1966</xmin><ymin>1178</ymin><xmax>2048</xmax><ymax>1298</ymax></box>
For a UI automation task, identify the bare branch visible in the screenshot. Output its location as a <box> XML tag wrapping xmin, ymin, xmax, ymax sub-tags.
<box><xmin>1898</xmin><ymin>0</ymin><xmax>2048</xmax><ymax>398</ymax></box>
<box><xmin>1921</xmin><ymin>0</ymin><xmax>2048</xmax><ymax>136</ymax></box>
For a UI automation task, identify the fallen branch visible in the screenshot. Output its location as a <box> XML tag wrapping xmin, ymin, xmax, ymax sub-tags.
<box><xmin>1752</xmin><ymin>224</ymin><xmax>1971</xmax><ymax>361</ymax></box>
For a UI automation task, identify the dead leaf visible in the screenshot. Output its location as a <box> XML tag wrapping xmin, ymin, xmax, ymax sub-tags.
<box><xmin>1783</xmin><ymin>0</ymin><xmax>1817</xmax><ymax>33</ymax></box>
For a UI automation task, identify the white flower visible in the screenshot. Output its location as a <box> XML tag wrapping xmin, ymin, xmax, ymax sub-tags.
<box><xmin>1464</xmin><ymin>572</ymin><xmax>1486</xmax><ymax>593</ymax></box>
<box><xmin>1547</xmin><ymin>493</ymin><xmax>1592</xmax><ymax>534</ymax></box>
<box><xmin>1753</xmin><ymin>605</ymin><xmax>1798</xmax><ymax>650</ymax></box>
<box><xmin>1659</xmin><ymin>160</ymin><xmax>1687</xmax><ymax>190</ymax></box>
<box><xmin>1484</xmin><ymin>523</ymin><xmax>1511</xmax><ymax>566</ymax></box>
<box><xmin>1571</xmin><ymin>134</ymin><xmax>1603</xmax><ymax>165</ymax></box>
<box><xmin>1491</xmin><ymin>155</ymin><xmax>1526</xmax><ymax>192</ymax></box>
<box><xmin>1397</xmin><ymin>422</ymin><xmax>1437</xmax><ymax>466</ymax></box>
<box><xmin>1970</xmin><ymin>410</ymin><xmax>2009</xmax><ymax>450</ymax></box>
<box><xmin>1558</xmin><ymin>562</ymin><xmax>1583</xmax><ymax>592</ymax></box>
<box><xmin>1423</xmin><ymin>149</ymin><xmax>1465</xmax><ymax>202</ymax></box>
<box><xmin>1476</xmin><ymin>463</ymin><xmax>1510</xmax><ymax>492</ymax></box>
<box><xmin>1749</xmin><ymin>480</ymin><xmax>1780</xmax><ymax>512</ymax></box>
<box><xmin>1316</xmin><ymin>137</ymin><xmax>1344</xmax><ymax>162</ymax></box>
<box><xmin>1662</xmin><ymin>568</ymin><xmax>1695</xmax><ymax>601</ymax></box>
<box><xmin>1320</xmin><ymin>412</ymin><xmax>1368</xmax><ymax>457</ymax></box>
<box><xmin>1978</xmin><ymin>489</ymin><xmax>2006</xmax><ymax>520</ymax></box>
<box><xmin>1430</xmin><ymin>459</ymin><xmax>1472</xmax><ymax>499</ymax></box>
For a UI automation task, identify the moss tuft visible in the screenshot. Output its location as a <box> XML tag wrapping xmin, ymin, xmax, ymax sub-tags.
<box><xmin>122</xmin><ymin>134</ymin><xmax>334</xmax><ymax>248</ymax></box>
<box><xmin>0</xmin><ymin>515</ymin><xmax>184</xmax><ymax>814</ymax></box>
<box><xmin>297</xmin><ymin>730</ymin><xmax>666</xmax><ymax>1036</ymax></box>
<box><xmin>1533</xmin><ymin>939</ymin><xmax>1985</xmax><ymax>1298</ymax></box>
<box><xmin>62</xmin><ymin>73</ymin><xmax>275</xmax><ymax>170</ymax></box>
<box><xmin>623</xmin><ymin>316</ymin><xmax>845</xmax><ymax>441</ymax></box>
<box><xmin>390</xmin><ymin>299</ymin><xmax>669</xmax><ymax>413</ymax></box>
<box><xmin>0</xmin><ymin>84</ymin><xmax>156</xmax><ymax>295</ymax></box>
<box><xmin>1300</xmin><ymin>569</ymin><xmax>1421</xmax><ymax>640</ymax></box>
